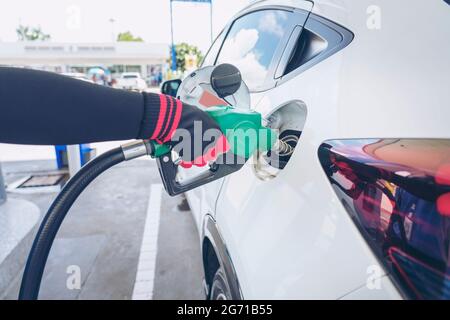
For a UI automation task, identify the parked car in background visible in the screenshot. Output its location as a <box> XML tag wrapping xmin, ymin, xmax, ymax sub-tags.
<box><xmin>115</xmin><ymin>72</ymin><xmax>147</xmax><ymax>91</ymax></box>
<box><xmin>163</xmin><ymin>0</ymin><xmax>450</xmax><ymax>300</ymax></box>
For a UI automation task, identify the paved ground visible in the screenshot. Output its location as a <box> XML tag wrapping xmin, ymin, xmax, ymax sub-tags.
<box><xmin>0</xmin><ymin>159</ymin><xmax>204</xmax><ymax>300</ymax></box>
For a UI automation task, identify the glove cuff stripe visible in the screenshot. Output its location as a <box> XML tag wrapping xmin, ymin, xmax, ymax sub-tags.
<box><xmin>150</xmin><ymin>94</ymin><xmax>167</xmax><ymax>140</ymax></box>
<box><xmin>162</xmin><ymin>98</ymin><xmax>183</xmax><ymax>143</ymax></box>
<box><xmin>158</xmin><ymin>95</ymin><xmax>175</xmax><ymax>141</ymax></box>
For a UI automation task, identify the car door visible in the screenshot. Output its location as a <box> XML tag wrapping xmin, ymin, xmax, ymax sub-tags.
<box><xmin>184</xmin><ymin>5</ymin><xmax>310</xmax><ymax>228</ymax></box>
<box><xmin>212</xmin><ymin>11</ymin><xmax>379</xmax><ymax>299</ymax></box>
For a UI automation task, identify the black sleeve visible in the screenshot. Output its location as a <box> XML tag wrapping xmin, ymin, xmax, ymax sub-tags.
<box><xmin>0</xmin><ymin>67</ymin><xmax>160</xmax><ymax>145</ymax></box>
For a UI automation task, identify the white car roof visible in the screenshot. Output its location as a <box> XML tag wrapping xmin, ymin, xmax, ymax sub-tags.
<box><xmin>121</xmin><ymin>72</ymin><xmax>140</xmax><ymax>76</ymax></box>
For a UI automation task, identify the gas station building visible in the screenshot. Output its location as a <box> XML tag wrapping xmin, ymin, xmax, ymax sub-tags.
<box><xmin>0</xmin><ymin>41</ymin><xmax>169</xmax><ymax>78</ymax></box>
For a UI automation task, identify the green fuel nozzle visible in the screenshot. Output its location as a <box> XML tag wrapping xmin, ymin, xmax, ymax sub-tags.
<box><xmin>150</xmin><ymin>105</ymin><xmax>276</xmax><ymax>159</ymax></box>
<box><xmin>205</xmin><ymin>106</ymin><xmax>276</xmax><ymax>158</ymax></box>
<box><xmin>148</xmin><ymin>105</ymin><xmax>277</xmax><ymax>196</ymax></box>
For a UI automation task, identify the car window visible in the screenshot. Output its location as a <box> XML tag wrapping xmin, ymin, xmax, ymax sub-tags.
<box><xmin>275</xmin><ymin>13</ymin><xmax>354</xmax><ymax>85</ymax></box>
<box><xmin>284</xmin><ymin>28</ymin><xmax>327</xmax><ymax>75</ymax></box>
<box><xmin>201</xmin><ymin>30</ymin><xmax>224</xmax><ymax>67</ymax></box>
<box><xmin>216</xmin><ymin>9</ymin><xmax>292</xmax><ymax>91</ymax></box>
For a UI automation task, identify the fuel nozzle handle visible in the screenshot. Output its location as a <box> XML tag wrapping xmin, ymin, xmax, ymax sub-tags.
<box><xmin>148</xmin><ymin>105</ymin><xmax>277</xmax><ymax>196</ymax></box>
<box><xmin>205</xmin><ymin>106</ymin><xmax>276</xmax><ymax>159</ymax></box>
<box><xmin>149</xmin><ymin>106</ymin><xmax>276</xmax><ymax>158</ymax></box>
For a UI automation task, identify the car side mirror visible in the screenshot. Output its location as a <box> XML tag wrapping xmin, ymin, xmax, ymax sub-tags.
<box><xmin>210</xmin><ymin>64</ymin><xmax>242</xmax><ymax>98</ymax></box>
<box><xmin>161</xmin><ymin>79</ymin><xmax>182</xmax><ymax>97</ymax></box>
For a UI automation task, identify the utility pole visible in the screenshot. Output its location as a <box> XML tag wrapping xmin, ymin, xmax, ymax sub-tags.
<box><xmin>0</xmin><ymin>162</ymin><xmax>6</xmax><ymax>205</ymax></box>
<box><xmin>170</xmin><ymin>0</ymin><xmax>177</xmax><ymax>71</ymax></box>
<box><xmin>170</xmin><ymin>0</ymin><xmax>213</xmax><ymax>69</ymax></box>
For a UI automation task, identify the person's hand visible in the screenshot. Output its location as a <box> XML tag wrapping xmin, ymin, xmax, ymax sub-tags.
<box><xmin>142</xmin><ymin>93</ymin><xmax>229</xmax><ymax>168</ymax></box>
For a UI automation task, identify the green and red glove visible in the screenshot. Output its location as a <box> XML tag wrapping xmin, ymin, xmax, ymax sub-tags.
<box><xmin>139</xmin><ymin>93</ymin><xmax>229</xmax><ymax>168</ymax></box>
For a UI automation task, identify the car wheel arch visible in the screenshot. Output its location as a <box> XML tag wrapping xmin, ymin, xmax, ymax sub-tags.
<box><xmin>201</xmin><ymin>214</ymin><xmax>243</xmax><ymax>300</ymax></box>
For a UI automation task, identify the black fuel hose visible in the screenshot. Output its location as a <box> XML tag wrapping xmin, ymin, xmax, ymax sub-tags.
<box><xmin>19</xmin><ymin>147</ymin><xmax>125</xmax><ymax>300</ymax></box>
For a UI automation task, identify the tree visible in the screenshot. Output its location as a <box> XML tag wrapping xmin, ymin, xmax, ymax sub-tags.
<box><xmin>16</xmin><ymin>25</ymin><xmax>51</xmax><ymax>41</ymax></box>
<box><xmin>169</xmin><ymin>43</ymin><xmax>204</xmax><ymax>73</ymax></box>
<box><xmin>117</xmin><ymin>31</ymin><xmax>143</xmax><ymax>42</ymax></box>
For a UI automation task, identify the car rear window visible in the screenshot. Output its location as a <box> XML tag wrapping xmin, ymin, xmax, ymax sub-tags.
<box><xmin>216</xmin><ymin>9</ymin><xmax>291</xmax><ymax>91</ymax></box>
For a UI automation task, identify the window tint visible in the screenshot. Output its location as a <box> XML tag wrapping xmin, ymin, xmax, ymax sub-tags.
<box><xmin>216</xmin><ymin>10</ymin><xmax>291</xmax><ymax>91</ymax></box>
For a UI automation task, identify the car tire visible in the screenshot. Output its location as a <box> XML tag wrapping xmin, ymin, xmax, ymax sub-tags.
<box><xmin>209</xmin><ymin>268</ymin><xmax>232</xmax><ymax>300</ymax></box>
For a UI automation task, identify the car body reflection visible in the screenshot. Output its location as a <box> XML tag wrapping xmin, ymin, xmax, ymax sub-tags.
<box><xmin>318</xmin><ymin>139</ymin><xmax>450</xmax><ymax>299</ymax></box>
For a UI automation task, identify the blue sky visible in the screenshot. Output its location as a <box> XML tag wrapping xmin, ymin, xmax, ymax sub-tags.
<box><xmin>0</xmin><ymin>0</ymin><xmax>251</xmax><ymax>52</ymax></box>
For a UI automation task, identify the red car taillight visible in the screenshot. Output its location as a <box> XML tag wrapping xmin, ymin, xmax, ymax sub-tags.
<box><xmin>318</xmin><ymin>139</ymin><xmax>450</xmax><ymax>299</ymax></box>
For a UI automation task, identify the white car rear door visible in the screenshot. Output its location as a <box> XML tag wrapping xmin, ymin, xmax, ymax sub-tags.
<box><xmin>184</xmin><ymin>3</ymin><xmax>311</xmax><ymax>228</ymax></box>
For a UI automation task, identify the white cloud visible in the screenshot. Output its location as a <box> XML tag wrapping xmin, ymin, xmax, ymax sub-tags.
<box><xmin>219</xmin><ymin>28</ymin><xmax>259</xmax><ymax>60</ymax></box>
<box><xmin>218</xmin><ymin>28</ymin><xmax>267</xmax><ymax>90</ymax></box>
<box><xmin>258</xmin><ymin>11</ymin><xmax>288</xmax><ymax>38</ymax></box>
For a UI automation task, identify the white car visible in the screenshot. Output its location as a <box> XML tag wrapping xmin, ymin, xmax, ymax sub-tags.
<box><xmin>115</xmin><ymin>72</ymin><xmax>147</xmax><ymax>91</ymax></box>
<box><xmin>176</xmin><ymin>0</ymin><xmax>450</xmax><ymax>300</ymax></box>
